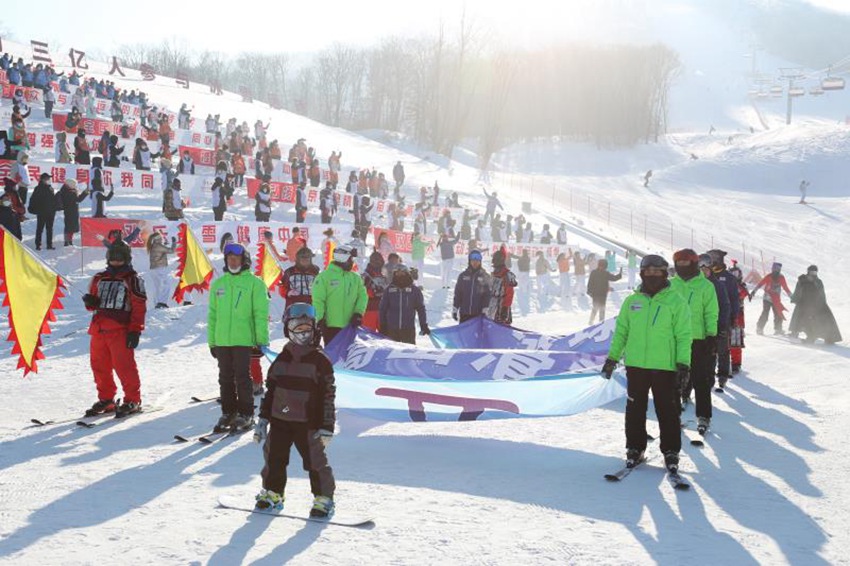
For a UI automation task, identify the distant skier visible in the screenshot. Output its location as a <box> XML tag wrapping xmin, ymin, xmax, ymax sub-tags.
<box><xmin>82</xmin><ymin>240</ymin><xmax>148</xmax><ymax>418</ymax></box>
<box><xmin>798</xmin><ymin>180</ymin><xmax>810</xmax><ymax>204</ymax></box>
<box><xmin>252</xmin><ymin>303</ymin><xmax>337</xmax><ymax>518</ymax></box>
<box><xmin>789</xmin><ymin>265</ymin><xmax>841</xmax><ymax>344</ymax></box>
<box><xmin>750</xmin><ymin>262</ymin><xmax>792</xmax><ymax>335</ymax></box>
<box><xmin>601</xmin><ymin>254</ymin><xmax>691</xmax><ymax>473</ymax></box>
<box><xmin>482</xmin><ymin>187</ymin><xmax>503</xmax><ymax>224</ymax></box>
<box><xmin>643</xmin><ymin>170</ymin><xmax>653</xmax><ymax>188</ymax></box>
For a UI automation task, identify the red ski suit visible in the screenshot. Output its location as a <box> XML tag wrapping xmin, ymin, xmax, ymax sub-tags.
<box><xmin>86</xmin><ymin>267</ymin><xmax>147</xmax><ymax>403</ymax></box>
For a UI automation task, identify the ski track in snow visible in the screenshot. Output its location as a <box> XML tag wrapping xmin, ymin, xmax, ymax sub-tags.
<box><xmin>0</xmin><ymin>31</ymin><xmax>849</xmax><ymax>565</ymax></box>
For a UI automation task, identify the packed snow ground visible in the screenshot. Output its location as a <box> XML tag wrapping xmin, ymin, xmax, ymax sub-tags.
<box><xmin>1</xmin><ymin>36</ymin><xmax>850</xmax><ymax>566</ymax></box>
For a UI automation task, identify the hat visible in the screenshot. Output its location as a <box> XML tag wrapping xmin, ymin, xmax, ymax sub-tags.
<box><xmin>771</xmin><ymin>262</ymin><xmax>782</xmax><ymax>272</ymax></box>
<box><xmin>807</xmin><ymin>265</ymin><xmax>818</xmax><ymax>272</ymax></box>
<box><xmin>323</xmin><ymin>228</ymin><xmax>334</xmax><ymax>236</ymax></box>
<box><xmin>65</xmin><ymin>179</ymin><xmax>78</xmax><ymax>190</ymax></box>
<box><xmin>106</xmin><ymin>241</ymin><xmax>132</xmax><ymax>264</ymax></box>
<box><xmin>673</xmin><ymin>248</ymin><xmax>698</xmax><ymax>263</ymax></box>
<box><xmin>39</xmin><ymin>172</ymin><xmax>51</xmax><ymax>181</ymax></box>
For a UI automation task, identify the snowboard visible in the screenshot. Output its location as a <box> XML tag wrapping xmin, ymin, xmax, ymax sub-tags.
<box><xmin>218</xmin><ymin>496</ymin><xmax>374</xmax><ymax>528</ymax></box>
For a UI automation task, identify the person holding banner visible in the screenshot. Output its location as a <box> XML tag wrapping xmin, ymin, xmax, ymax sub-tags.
<box><xmin>58</xmin><ymin>179</ymin><xmax>89</xmax><ymax>246</ymax></box>
<box><xmin>380</xmin><ymin>264</ymin><xmax>429</xmax><ymax>344</ymax></box>
<box><xmin>74</xmin><ymin>128</ymin><xmax>91</xmax><ymax>165</ymax></box>
<box><xmin>28</xmin><ymin>173</ymin><xmax>58</xmax><ymax>250</ymax></box>
<box><xmin>438</xmin><ymin>231</ymin><xmax>461</xmax><ymax>289</ymax></box>
<box><xmin>145</xmin><ymin>232</ymin><xmax>177</xmax><ymax>309</ymax></box>
<box><xmin>453</xmin><ymin>250</ymin><xmax>492</xmax><ymax>323</ymax></box>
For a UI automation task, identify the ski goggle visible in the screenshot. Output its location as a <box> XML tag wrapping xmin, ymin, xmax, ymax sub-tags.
<box><xmin>223</xmin><ymin>243</ymin><xmax>245</xmax><ymax>257</ymax></box>
<box><xmin>640</xmin><ymin>254</ymin><xmax>668</xmax><ymax>270</ymax></box>
<box><xmin>285</xmin><ymin>303</ymin><xmax>316</xmax><ymax>321</ymax></box>
<box><xmin>469</xmin><ymin>251</ymin><xmax>483</xmax><ymax>261</ymax></box>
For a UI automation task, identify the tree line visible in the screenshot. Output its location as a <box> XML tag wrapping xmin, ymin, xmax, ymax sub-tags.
<box><xmin>117</xmin><ymin>31</ymin><xmax>680</xmax><ymax>171</ymax></box>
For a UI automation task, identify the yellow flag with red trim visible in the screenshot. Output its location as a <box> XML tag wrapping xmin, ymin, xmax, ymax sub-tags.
<box><xmin>173</xmin><ymin>223</ymin><xmax>213</xmax><ymax>303</ymax></box>
<box><xmin>0</xmin><ymin>228</ymin><xmax>65</xmax><ymax>375</ymax></box>
<box><xmin>323</xmin><ymin>240</ymin><xmax>335</xmax><ymax>271</ymax></box>
<box><xmin>255</xmin><ymin>243</ymin><xmax>282</xmax><ymax>290</ymax></box>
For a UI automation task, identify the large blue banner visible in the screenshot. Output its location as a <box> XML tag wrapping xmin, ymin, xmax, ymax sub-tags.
<box><xmin>429</xmin><ymin>316</ymin><xmax>615</xmax><ymax>354</ymax></box>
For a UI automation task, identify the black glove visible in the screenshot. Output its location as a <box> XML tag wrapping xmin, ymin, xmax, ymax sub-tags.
<box><xmin>126</xmin><ymin>331</ymin><xmax>140</xmax><ymax>350</ymax></box>
<box><xmin>452</xmin><ymin>307</ymin><xmax>459</xmax><ymax>321</ymax></box>
<box><xmin>600</xmin><ymin>358</ymin><xmax>617</xmax><ymax>379</ymax></box>
<box><xmin>705</xmin><ymin>335</ymin><xmax>717</xmax><ymax>357</ymax></box>
<box><xmin>210</xmin><ymin>346</ymin><xmax>217</xmax><ymax>359</ymax></box>
<box><xmin>349</xmin><ymin>313</ymin><xmax>363</xmax><ymax>327</ymax></box>
<box><xmin>419</xmin><ymin>325</ymin><xmax>431</xmax><ymax>336</ymax></box>
<box><xmin>82</xmin><ymin>293</ymin><xmax>100</xmax><ymax>309</ymax></box>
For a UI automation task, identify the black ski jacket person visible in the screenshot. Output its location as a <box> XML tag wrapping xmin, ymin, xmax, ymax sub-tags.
<box><xmin>453</xmin><ymin>260</ymin><xmax>491</xmax><ymax>320</ymax></box>
<box><xmin>379</xmin><ymin>271</ymin><xmax>428</xmax><ymax>337</ymax></box>
<box><xmin>788</xmin><ymin>268</ymin><xmax>842</xmax><ymax>343</ymax></box>
<box><xmin>705</xmin><ymin>271</ymin><xmax>731</xmax><ymax>329</ymax></box>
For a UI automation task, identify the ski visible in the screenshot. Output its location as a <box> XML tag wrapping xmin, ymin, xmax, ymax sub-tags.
<box><xmin>667</xmin><ymin>471</ymin><xmax>691</xmax><ymax>490</ymax></box>
<box><xmin>30</xmin><ymin>413</ymin><xmax>114</xmax><ymax>427</ymax></box>
<box><xmin>605</xmin><ymin>455</ymin><xmax>654</xmax><ymax>481</ymax></box>
<box><xmin>190</xmin><ymin>396</ymin><xmax>221</xmax><ymax>404</ymax></box>
<box><xmin>76</xmin><ymin>406</ymin><xmax>162</xmax><ymax>428</ymax></box>
<box><xmin>218</xmin><ymin>496</ymin><xmax>374</xmax><ymax>528</ymax></box>
<box><xmin>175</xmin><ymin>425</ymin><xmax>253</xmax><ymax>444</ymax></box>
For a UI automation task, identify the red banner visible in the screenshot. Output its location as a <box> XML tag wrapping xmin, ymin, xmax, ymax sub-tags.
<box><xmin>245</xmin><ymin>177</ymin><xmax>297</xmax><ymax>204</ymax></box>
<box><xmin>370</xmin><ymin>227</ymin><xmax>414</xmax><ymax>253</ymax></box>
<box><xmin>80</xmin><ymin>218</ymin><xmax>150</xmax><ymax>248</ymax></box>
<box><xmin>178</xmin><ymin>145</ymin><xmax>217</xmax><ymax>168</ymax></box>
<box><xmin>52</xmin><ymin>113</ymin><xmax>136</xmax><ymax>137</ymax></box>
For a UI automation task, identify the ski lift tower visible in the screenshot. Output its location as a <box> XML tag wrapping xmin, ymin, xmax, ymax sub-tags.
<box><xmin>779</xmin><ymin>68</ymin><xmax>807</xmax><ymax>125</ymax></box>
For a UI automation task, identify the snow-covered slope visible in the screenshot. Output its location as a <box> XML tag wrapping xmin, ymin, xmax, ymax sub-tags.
<box><xmin>1</xmin><ymin>12</ymin><xmax>849</xmax><ymax>565</ymax></box>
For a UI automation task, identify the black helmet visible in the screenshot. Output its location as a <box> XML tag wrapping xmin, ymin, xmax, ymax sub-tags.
<box><xmin>106</xmin><ymin>241</ymin><xmax>131</xmax><ymax>264</ymax></box>
<box><xmin>492</xmin><ymin>249</ymin><xmax>505</xmax><ymax>268</ymax></box>
<box><xmin>640</xmin><ymin>254</ymin><xmax>668</xmax><ymax>271</ymax></box>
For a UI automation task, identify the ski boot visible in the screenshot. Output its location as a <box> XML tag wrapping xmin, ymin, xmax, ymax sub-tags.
<box><xmin>309</xmin><ymin>495</ymin><xmax>335</xmax><ymax>518</ymax></box>
<box><xmin>255</xmin><ymin>489</ymin><xmax>284</xmax><ymax>511</ymax></box>
<box><xmin>697</xmin><ymin>416</ymin><xmax>710</xmax><ymax>436</ymax></box>
<box><xmin>115</xmin><ymin>401</ymin><xmax>141</xmax><ymax>418</ymax></box>
<box><xmin>717</xmin><ymin>374</ymin><xmax>729</xmax><ymax>389</ymax></box>
<box><xmin>625</xmin><ymin>448</ymin><xmax>645</xmax><ymax>469</ymax></box>
<box><xmin>663</xmin><ymin>452</ymin><xmax>680</xmax><ymax>474</ymax></box>
<box><xmin>213</xmin><ymin>413</ymin><xmax>236</xmax><ymax>433</ymax></box>
<box><xmin>231</xmin><ymin>413</ymin><xmax>255</xmax><ymax>432</ymax></box>
<box><xmin>85</xmin><ymin>398</ymin><xmax>117</xmax><ymax>417</ymax></box>
<box><xmin>252</xmin><ymin>383</ymin><xmax>264</xmax><ymax>396</ymax></box>
<box><xmin>731</xmin><ymin>364</ymin><xmax>740</xmax><ymax>375</ymax></box>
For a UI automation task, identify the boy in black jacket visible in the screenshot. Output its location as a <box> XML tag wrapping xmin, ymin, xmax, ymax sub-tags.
<box><xmin>253</xmin><ymin>303</ymin><xmax>337</xmax><ymax>518</ymax></box>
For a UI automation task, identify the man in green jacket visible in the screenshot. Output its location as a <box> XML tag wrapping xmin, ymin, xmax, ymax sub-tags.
<box><xmin>671</xmin><ymin>248</ymin><xmax>719</xmax><ymax>435</ymax></box>
<box><xmin>312</xmin><ymin>244</ymin><xmax>368</xmax><ymax>346</ymax></box>
<box><xmin>208</xmin><ymin>242</ymin><xmax>270</xmax><ymax>433</ymax></box>
<box><xmin>601</xmin><ymin>254</ymin><xmax>692</xmax><ymax>473</ymax></box>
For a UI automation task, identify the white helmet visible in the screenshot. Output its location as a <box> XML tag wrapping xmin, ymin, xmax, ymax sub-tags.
<box><xmin>333</xmin><ymin>244</ymin><xmax>356</xmax><ymax>264</ymax></box>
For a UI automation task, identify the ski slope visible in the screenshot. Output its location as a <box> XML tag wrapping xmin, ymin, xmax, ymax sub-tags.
<box><xmin>1</xmin><ymin>11</ymin><xmax>850</xmax><ymax>565</ymax></box>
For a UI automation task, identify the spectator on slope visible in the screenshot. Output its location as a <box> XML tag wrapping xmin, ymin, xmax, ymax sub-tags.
<box><xmin>309</xmin><ymin>159</ymin><xmax>321</xmax><ymax>188</ymax></box>
<box><xmin>208</xmin><ymin>242</ymin><xmax>269</xmax><ymax>433</ymax></box>
<box><xmin>295</xmin><ymin>183</ymin><xmax>308</xmax><ymax>223</ymax></box>
<box><xmin>374</xmin><ymin>231</ymin><xmax>394</xmax><ymax>262</ymax></box>
<box><xmin>255</xmin><ymin>182</ymin><xmax>272</xmax><ymax>222</ymax></box>
<box><xmin>278</xmin><ymin>246</ymin><xmax>320</xmax><ymax>308</ymax></box>
<box><xmin>105</xmin><ymin>135</ymin><xmax>124</xmax><ymax>168</ymax></box>
<box><xmin>231</xmin><ymin>152</ymin><xmax>246</xmax><ymax>187</ymax></box>
<box><xmin>572</xmin><ymin>250</ymin><xmax>587</xmax><ymax>296</ymax></box>
<box><xmin>392</xmin><ymin>161</ymin><xmax>405</xmax><ymax>189</ymax></box>
<box><xmin>788</xmin><ymin>265</ymin><xmax>841</xmax><ymax>344</ymax></box>
<box><xmin>523</xmin><ymin>222</ymin><xmax>534</xmax><ymax>243</ymax></box>
<box><xmin>160</xmin><ymin>157</ymin><xmax>176</xmax><ymax>208</ymax></box>
<box><xmin>54</xmin><ymin>132</ymin><xmax>71</xmax><ymax>163</ymax></box>
<box><xmin>252</xmin><ymin>302</ymin><xmax>337</xmax><ymax>518</ymax></box>
<box><xmin>488</xmin><ymin>249</ymin><xmax>518</xmax><ymax>325</ymax></box>
<box><xmin>145</xmin><ymin>232</ymin><xmax>177</xmax><ymax>309</ymax></box>
<box><xmin>605</xmin><ymin>250</ymin><xmax>617</xmax><ymax>273</ymax></box>
<box><xmin>348</xmin><ymin>230</ymin><xmax>367</xmax><ymax>272</ymax></box>
<box><xmin>516</xmin><ymin>249</ymin><xmax>532</xmax><ymax>298</ymax></box>
<box><xmin>110</xmin><ymin>99</ymin><xmax>124</xmax><ymax>123</ymax></box>
<box><xmin>625</xmin><ymin>250</ymin><xmax>638</xmax><ymax>289</ymax></box>
<box><xmin>319</xmin><ymin>182</ymin><xmax>336</xmax><ymax>224</ymax></box>
<box><xmin>42</xmin><ymin>85</ymin><xmax>55</xmax><ymax>119</ymax></box>
<box><xmin>345</xmin><ymin>171</ymin><xmax>358</xmax><ymax>194</ymax></box>
<box><xmin>556</xmin><ymin>251</ymin><xmax>572</xmax><ymax>301</ymax></box>
<box><xmin>27</xmin><ymin>173</ymin><xmax>58</xmax><ymax>250</ymax></box>
<box><xmin>410</xmin><ymin>227</ymin><xmax>429</xmax><ymax>280</ymax></box>
<box><xmin>211</xmin><ymin>174</ymin><xmax>233</xmax><ymax>221</ymax></box>
<box><xmin>361</xmin><ymin>251</ymin><xmax>389</xmax><ymax>332</ymax></box>
<box><xmin>85</xmin><ymin>91</ymin><xmax>97</xmax><ymax>118</ymax></box>
<box><xmin>178</xmin><ymin>104</ymin><xmax>192</xmax><ymax>129</ymax></box>
<box><xmin>535</xmin><ymin>251</ymin><xmax>559</xmax><ymax>310</ymax></box>
<box><xmin>380</xmin><ymin>264</ymin><xmax>428</xmax><ymax>345</ymax></box>
<box><xmin>9</xmin><ymin>114</ymin><xmax>29</xmax><ymax>153</ymax></box>
<box><xmin>437</xmin><ymin>231</ymin><xmax>461</xmax><ymax>289</ymax></box>
<box><xmin>671</xmin><ymin>249</ymin><xmax>719</xmax><ymax>433</ymax></box>
<box><xmin>377</xmin><ymin>173</ymin><xmax>389</xmax><ymax>199</ymax></box>
<box><xmin>178</xmin><ymin>150</ymin><xmax>195</xmax><ymax>175</ymax></box>
<box><xmin>205</xmin><ymin>114</ymin><xmax>217</xmax><ymax>134</ymax></box>
<box><xmin>452</xmin><ymin>249</ymin><xmax>492</xmax><ymax>323</ymax></box>
<box><xmin>312</xmin><ymin>244</ymin><xmax>368</xmax><ymax>347</ymax></box>
<box><xmin>286</xmin><ymin>227</ymin><xmax>307</xmax><ymax>263</ymax></box>
<box><xmin>601</xmin><ymin>254</ymin><xmax>691</xmax><ymax>474</ymax></box>
<box><xmin>74</xmin><ymin>129</ymin><xmax>91</xmax><ymax>165</ymax></box>
<box><xmin>163</xmin><ymin>178</ymin><xmax>185</xmax><ymax>221</ymax></box>
<box><xmin>82</xmin><ymin>240</ymin><xmax>148</xmax><ymax>419</ymax></box>
<box><xmin>328</xmin><ymin>151</ymin><xmax>341</xmax><ymax>188</ymax></box>
<box><xmin>88</xmin><ymin>158</ymin><xmax>114</xmax><ymax>218</ymax></box>
<box><xmin>269</xmin><ymin>140</ymin><xmax>282</xmax><ymax>160</ymax></box>
<box><xmin>58</xmin><ymin>179</ymin><xmax>89</xmax><ymax>246</ymax></box>
<box><xmin>482</xmin><ymin>187</ymin><xmax>503</xmax><ymax>225</ymax></box>
<box><xmin>0</xmin><ymin>179</ymin><xmax>25</xmax><ymax>239</ymax></box>
<box><xmin>11</xmin><ymin>151</ymin><xmax>32</xmax><ymax>207</ymax></box>
<box><xmin>540</xmin><ymin>224</ymin><xmax>553</xmax><ymax>245</ymax></box>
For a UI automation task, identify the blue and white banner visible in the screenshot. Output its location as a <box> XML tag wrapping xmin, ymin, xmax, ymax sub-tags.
<box><xmin>429</xmin><ymin>316</ymin><xmax>616</xmax><ymax>354</ymax></box>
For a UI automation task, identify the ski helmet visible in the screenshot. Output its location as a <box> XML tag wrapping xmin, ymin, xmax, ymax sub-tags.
<box><xmin>223</xmin><ymin>242</ymin><xmax>251</xmax><ymax>271</ymax></box>
<box><xmin>106</xmin><ymin>241</ymin><xmax>132</xmax><ymax>264</ymax></box>
<box><xmin>283</xmin><ymin>302</ymin><xmax>318</xmax><ymax>346</ymax></box>
<box><xmin>639</xmin><ymin>254</ymin><xmax>668</xmax><ymax>271</ymax></box>
<box><xmin>332</xmin><ymin>244</ymin><xmax>356</xmax><ymax>265</ymax></box>
<box><xmin>697</xmin><ymin>254</ymin><xmax>712</xmax><ymax>269</ymax></box>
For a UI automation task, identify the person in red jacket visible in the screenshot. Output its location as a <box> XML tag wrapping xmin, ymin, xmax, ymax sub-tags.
<box><xmin>488</xmin><ymin>249</ymin><xmax>518</xmax><ymax>325</ymax></box>
<box><xmin>750</xmin><ymin>262</ymin><xmax>792</xmax><ymax>335</ymax></box>
<box><xmin>361</xmin><ymin>251</ymin><xmax>388</xmax><ymax>332</ymax></box>
<box><xmin>82</xmin><ymin>241</ymin><xmax>147</xmax><ymax>418</ymax></box>
<box><xmin>279</xmin><ymin>247</ymin><xmax>320</xmax><ymax>308</ymax></box>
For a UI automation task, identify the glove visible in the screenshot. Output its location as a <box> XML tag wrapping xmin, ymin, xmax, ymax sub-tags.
<box><xmin>82</xmin><ymin>293</ymin><xmax>100</xmax><ymax>309</ymax></box>
<box><xmin>600</xmin><ymin>358</ymin><xmax>617</xmax><ymax>379</ymax></box>
<box><xmin>210</xmin><ymin>346</ymin><xmax>218</xmax><ymax>359</ymax></box>
<box><xmin>314</xmin><ymin>429</ymin><xmax>334</xmax><ymax>448</ymax></box>
<box><xmin>452</xmin><ymin>307</ymin><xmax>459</xmax><ymax>321</ymax></box>
<box><xmin>126</xmin><ymin>331</ymin><xmax>140</xmax><ymax>350</ymax></box>
<box><xmin>705</xmin><ymin>335</ymin><xmax>717</xmax><ymax>357</ymax></box>
<box><xmin>419</xmin><ymin>325</ymin><xmax>431</xmax><ymax>336</ymax></box>
<box><xmin>253</xmin><ymin>418</ymin><xmax>269</xmax><ymax>444</ymax></box>
<box><xmin>349</xmin><ymin>313</ymin><xmax>363</xmax><ymax>327</ymax></box>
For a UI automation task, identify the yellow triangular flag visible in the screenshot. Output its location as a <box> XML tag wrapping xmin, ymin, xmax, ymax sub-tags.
<box><xmin>255</xmin><ymin>243</ymin><xmax>282</xmax><ymax>290</ymax></box>
<box><xmin>173</xmin><ymin>223</ymin><xmax>213</xmax><ymax>303</ymax></box>
<box><xmin>0</xmin><ymin>228</ymin><xmax>65</xmax><ymax>375</ymax></box>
